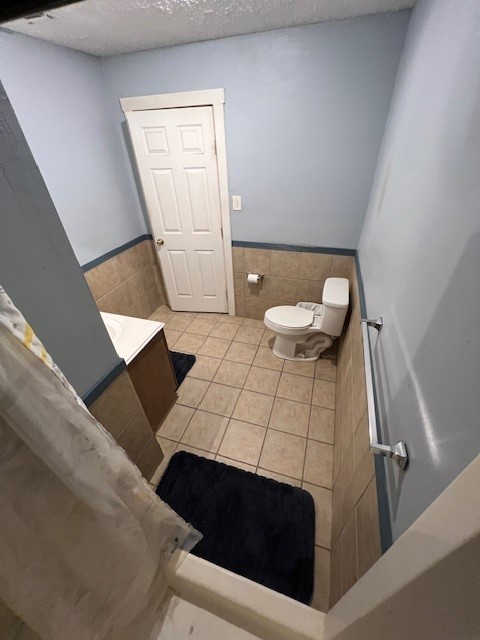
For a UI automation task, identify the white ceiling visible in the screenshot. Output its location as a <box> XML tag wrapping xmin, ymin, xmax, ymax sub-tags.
<box><xmin>5</xmin><ymin>0</ymin><xmax>414</xmax><ymax>57</ymax></box>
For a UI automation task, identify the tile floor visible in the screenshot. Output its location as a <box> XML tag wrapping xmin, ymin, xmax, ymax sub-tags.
<box><xmin>148</xmin><ymin>305</ymin><xmax>336</xmax><ymax>612</ymax></box>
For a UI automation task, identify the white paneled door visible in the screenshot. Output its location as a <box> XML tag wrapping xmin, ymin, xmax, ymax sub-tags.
<box><xmin>126</xmin><ymin>106</ymin><xmax>228</xmax><ymax>312</ymax></box>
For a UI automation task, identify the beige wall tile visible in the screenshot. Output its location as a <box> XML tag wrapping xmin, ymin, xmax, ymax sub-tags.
<box><xmin>277</xmin><ymin>372</ymin><xmax>313</xmax><ymax>404</ymax></box>
<box><xmin>213</xmin><ymin>360</ymin><xmax>250</xmax><ymax>388</ymax></box>
<box><xmin>312</xmin><ymin>379</ymin><xmax>336</xmax><ymax>409</ymax></box>
<box><xmin>268</xmin><ymin>276</ymin><xmax>298</xmax><ymax>303</ymax></box>
<box><xmin>269</xmin><ymin>397</ymin><xmax>310</xmax><ymax>437</ymax></box>
<box><xmin>353</xmin><ymin>410</ymin><xmax>375</xmax><ymax>503</ymax></box>
<box><xmin>304</xmin><ymin>440</ymin><xmax>334</xmax><ymax>488</ymax></box>
<box><xmin>256</xmin><ymin>468</ymin><xmax>301</xmax><ymax>487</ymax></box>
<box><xmin>309</xmin><ymin>406</ymin><xmax>335</xmax><ymax>444</ymax></box>
<box><xmin>356</xmin><ymin>476</ymin><xmax>382</xmax><ymax>578</ymax></box>
<box><xmin>90</xmin><ymin>371</ymin><xmax>139</xmax><ymax>438</ymax></box>
<box><xmin>296</xmin><ymin>279</ymin><xmax>325</xmax><ymax>303</ymax></box>
<box><xmin>270</xmin><ymin>250</ymin><xmax>300</xmax><ymax>278</ymax></box>
<box><xmin>218</xmin><ymin>419</ymin><xmax>266</xmax><ymax>465</ymax></box>
<box><xmin>329</xmin><ymin>539</ymin><xmax>342</xmax><ymax>608</ymax></box>
<box><xmin>180</xmin><ymin>410</ymin><xmax>229</xmax><ymax>452</ymax></box>
<box><xmin>232</xmin><ymin>246</ymin><xmax>244</xmax><ymax>272</ymax></box>
<box><xmin>157</xmin><ymin>404</ymin><xmax>194</xmax><ymax>441</ymax></box>
<box><xmin>330</xmin><ymin>255</ymin><xmax>355</xmax><ymax>281</ymax></box>
<box><xmin>299</xmin><ymin>253</ymin><xmax>332</xmax><ymax>281</ymax></box>
<box><xmin>199</xmin><ymin>382</ymin><xmax>241</xmax><ymax>417</ymax></box>
<box><xmin>244</xmin><ymin>296</ymin><xmax>271</xmax><ymax>319</ymax></box>
<box><xmin>117</xmin><ymin>406</ymin><xmax>152</xmax><ymax>462</ymax></box>
<box><xmin>304</xmin><ymin>483</ymin><xmax>332</xmax><ymax>549</ymax></box>
<box><xmin>311</xmin><ymin>547</ymin><xmax>331</xmax><ymax>612</ymax></box>
<box><xmin>136</xmin><ymin>436</ymin><xmax>164</xmax><ymax>480</ymax></box>
<box><xmin>84</xmin><ymin>266</ymin><xmax>108</xmax><ymax>301</ymax></box>
<box><xmin>331</xmin><ymin>479</ymin><xmax>343</xmax><ymax>546</ymax></box>
<box><xmin>245</xmin><ymin>276</ymin><xmax>270</xmax><ymax>299</ymax></box>
<box><xmin>96</xmin><ymin>281</ymin><xmax>133</xmax><ymax>314</ymax></box>
<box><xmin>232</xmin><ymin>389</ymin><xmax>274</xmax><ymax>426</ymax></box>
<box><xmin>176</xmin><ymin>377</ymin><xmax>209</xmax><ymax>408</ymax></box>
<box><xmin>244</xmin><ymin>248</ymin><xmax>271</xmax><ymax>275</ymax></box>
<box><xmin>340</xmin><ymin>511</ymin><xmax>357</xmax><ymax>595</ymax></box>
<box><xmin>259</xmin><ymin>430</ymin><xmax>306</xmax><ymax>479</ymax></box>
<box><xmin>244</xmin><ymin>366</ymin><xmax>281</xmax><ymax>396</ymax></box>
<box><xmin>125</xmin><ymin>292</ymin><xmax>152</xmax><ymax>319</ymax></box>
<box><xmin>98</xmin><ymin>254</ymin><xmax>124</xmax><ymax>291</ymax></box>
<box><xmin>118</xmin><ymin>244</ymin><xmax>143</xmax><ymax>279</ymax></box>
<box><xmin>187</xmin><ymin>354</ymin><xmax>222</xmax><ymax>382</ymax></box>
<box><xmin>235</xmin><ymin>296</ymin><xmax>245</xmax><ymax>317</ymax></box>
<box><xmin>233</xmin><ymin>271</ymin><xmax>245</xmax><ymax>297</ymax></box>
<box><xmin>126</xmin><ymin>269</ymin><xmax>150</xmax><ymax>304</ymax></box>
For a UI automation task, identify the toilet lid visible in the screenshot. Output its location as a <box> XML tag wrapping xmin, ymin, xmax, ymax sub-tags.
<box><xmin>265</xmin><ymin>305</ymin><xmax>314</xmax><ymax>329</ymax></box>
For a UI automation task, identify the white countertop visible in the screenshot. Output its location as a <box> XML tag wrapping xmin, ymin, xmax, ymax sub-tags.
<box><xmin>100</xmin><ymin>312</ymin><xmax>164</xmax><ymax>365</ymax></box>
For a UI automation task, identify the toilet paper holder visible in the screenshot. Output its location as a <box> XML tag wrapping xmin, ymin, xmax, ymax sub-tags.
<box><xmin>246</xmin><ymin>273</ymin><xmax>264</xmax><ymax>284</ymax></box>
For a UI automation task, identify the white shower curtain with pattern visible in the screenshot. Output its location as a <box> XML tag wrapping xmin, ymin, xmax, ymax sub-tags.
<box><xmin>0</xmin><ymin>287</ymin><xmax>200</xmax><ymax>640</ymax></box>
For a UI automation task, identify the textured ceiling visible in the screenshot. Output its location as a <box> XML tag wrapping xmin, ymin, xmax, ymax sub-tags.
<box><xmin>5</xmin><ymin>0</ymin><xmax>414</xmax><ymax>57</ymax></box>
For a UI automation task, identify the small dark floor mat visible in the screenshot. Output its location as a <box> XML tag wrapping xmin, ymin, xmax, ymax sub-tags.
<box><xmin>156</xmin><ymin>451</ymin><xmax>315</xmax><ymax>604</ymax></box>
<box><xmin>169</xmin><ymin>351</ymin><xmax>196</xmax><ymax>386</ymax></box>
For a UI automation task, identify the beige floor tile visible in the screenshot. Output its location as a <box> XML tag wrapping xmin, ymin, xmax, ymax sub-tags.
<box><xmin>209</xmin><ymin>322</ymin><xmax>239</xmax><ymax>340</ymax></box>
<box><xmin>259</xmin><ymin>430</ymin><xmax>306</xmax><ymax>479</ymax></box>
<box><xmin>312</xmin><ymin>379</ymin><xmax>336</xmax><ymax>409</ymax></box>
<box><xmin>187</xmin><ymin>355</ymin><xmax>222</xmax><ymax>382</ymax></box>
<box><xmin>198</xmin><ymin>336</ymin><xmax>231</xmax><ymax>358</ymax></box>
<box><xmin>171</xmin><ymin>310</ymin><xmax>198</xmax><ymax>317</ymax></box>
<box><xmin>256</xmin><ymin>468</ymin><xmax>301</xmax><ymax>487</ymax></box>
<box><xmin>164</xmin><ymin>315</ymin><xmax>193</xmax><ymax>332</ymax></box>
<box><xmin>224</xmin><ymin>341</ymin><xmax>258</xmax><ymax>364</ymax></box>
<box><xmin>311</xmin><ymin>547</ymin><xmax>331</xmax><ymax>612</ymax></box>
<box><xmin>215</xmin><ymin>455</ymin><xmax>256</xmax><ymax>473</ymax></box>
<box><xmin>150</xmin><ymin>437</ymin><xmax>177</xmax><ymax>487</ymax></box>
<box><xmin>149</xmin><ymin>309</ymin><xmax>174</xmax><ymax>323</ymax></box>
<box><xmin>244</xmin><ymin>366</ymin><xmax>281</xmax><ymax>396</ymax></box>
<box><xmin>242</xmin><ymin>317</ymin><xmax>265</xmax><ymax>328</ymax></box>
<box><xmin>186</xmin><ymin>318</ymin><xmax>216</xmax><ymax>336</ymax></box>
<box><xmin>252</xmin><ymin>346</ymin><xmax>284</xmax><ymax>371</ymax></box>
<box><xmin>198</xmin><ymin>382</ymin><xmax>241</xmax><ymax>417</ymax></box>
<box><xmin>173</xmin><ymin>332</ymin><xmax>206</xmax><ymax>354</ymax></box>
<box><xmin>176</xmin><ymin>378</ymin><xmax>209</xmax><ymax>408</ymax></box>
<box><xmin>268</xmin><ymin>397</ymin><xmax>310</xmax><ymax>436</ymax></box>
<box><xmin>196</xmin><ymin>312</ymin><xmax>222</xmax><ymax>321</ymax></box>
<box><xmin>304</xmin><ymin>440</ymin><xmax>334</xmax><ymax>488</ymax></box>
<box><xmin>217</xmin><ymin>314</ymin><xmax>244</xmax><ymax>325</ymax></box>
<box><xmin>163</xmin><ymin>328</ymin><xmax>182</xmax><ymax>347</ymax></box>
<box><xmin>315</xmin><ymin>358</ymin><xmax>337</xmax><ymax>382</ymax></box>
<box><xmin>180</xmin><ymin>410</ymin><xmax>229</xmax><ymax>452</ymax></box>
<box><xmin>232</xmin><ymin>389</ymin><xmax>274</xmax><ymax>427</ymax></box>
<box><xmin>303</xmin><ymin>483</ymin><xmax>333</xmax><ymax>549</ymax></box>
<box><xmin>276</xmin><ymin>372</ymin><xmax>313</xmax><ymax>404</ymax></box>
<box><xmin>213</xmin><ymin>360</ymin><xmax>250</xmax><ymax>388</ymax></box>
<box><xmin>175</xmin><ymin>443</ymin><xmax>215</xmax><ymax>459</ymax></box>
<box><xmin>151</xmin><ymin>304</ymin><xmax>173</xmax><ymax>315</ymax></box>
<box><xmin>218</xmin><ymin>419</ymin><xmax>266</xmax><ymax>465</ymax></box>
<box><xmin>309</xmin><ymin>406</ymin><xmax>335</xmax><ymax>444</ymax></box>
<box><xmin>260</xmin><ymin>329</ymin><xmax>275</xmax><ymax>347</ymax></box>
<box><xmin>156</xmin><ymin>404</ymin><xmax>194</xmax><ymax>441</ymax></box>
<box><xmin>234</xmin><ymin>325</ymin><xmax>264</xmax><ymax>345</ymax></box>
<box><xmin>283</xmin><ymin>360</ymin><xmax>316</xmax><ymax>377</ymax></box>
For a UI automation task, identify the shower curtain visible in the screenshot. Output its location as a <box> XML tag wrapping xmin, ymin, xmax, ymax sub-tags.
<box><xmin>0</xmin><ymin>287</ymin><xmax>201</xmax><ymax>640</ymax></box>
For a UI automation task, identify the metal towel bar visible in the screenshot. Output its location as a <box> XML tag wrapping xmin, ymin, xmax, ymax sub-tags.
<box><xmin>360</xmin><ymin>317</ymin><xmax>408</xmax><ymax>470</ymax></box>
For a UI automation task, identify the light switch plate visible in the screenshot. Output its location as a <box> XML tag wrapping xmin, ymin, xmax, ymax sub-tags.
<box><xmin>232</xmin><ymin>195</ymin><xmax>242</xmax><ymax>211</ymax></box>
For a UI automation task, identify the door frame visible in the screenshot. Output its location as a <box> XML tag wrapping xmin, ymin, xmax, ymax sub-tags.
<box><xmin>120</xmin><ymin>89</ymin><xmax>235</xmax><ymax>315</ymax></box>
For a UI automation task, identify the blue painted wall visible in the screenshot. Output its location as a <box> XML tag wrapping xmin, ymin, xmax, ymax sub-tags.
<box><xmin>101</xmin><ymin>11</ymin><xmax>410</xmax><ymax>250</ymax></box>
<box><xmin>0</xmin><ymin>31</ymin><xmax>145</xmax><ymax>266</ymax></box>
<box><xmin>358</xmin><ymin>0</ymin><xmax>480</xmax><ymax>539</ymax></box>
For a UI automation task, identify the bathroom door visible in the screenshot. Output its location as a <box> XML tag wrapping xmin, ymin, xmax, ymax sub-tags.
<box><xmin>126</xmin><ymin>106</ymin><xmax>228</xmax><ymax>312</ymax></box>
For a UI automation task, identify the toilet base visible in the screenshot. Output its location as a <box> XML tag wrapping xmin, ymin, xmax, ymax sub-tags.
<box><xmin>272</xmin><ymin>334</ymin><xmax>327</xmax><ymax>362</ymax></box>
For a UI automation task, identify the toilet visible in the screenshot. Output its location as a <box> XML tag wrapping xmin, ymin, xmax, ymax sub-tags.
<box><xmin>264</xmin><ymin>277</ymin><xmax>349</xmax><ymax>361</ymax></box>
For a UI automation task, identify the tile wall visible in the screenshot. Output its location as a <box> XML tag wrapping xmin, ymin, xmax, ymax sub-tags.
<box><xmin>329</xmin><ymin>260</ymin><xmax>382</xmax><ymax>607</ymax></box>
<box><xmin>84</xmin><ymin>239</ymin><xmax>167</xmax><ymax>318</ymax></box>
<box><xmin>232</xmin><ymin>246</ymin><xmax>355</xmax><ymax>319</ymax></box>
<box><xmin>89</xmin><ymin>370</ymin><xmax>163</xmax><ymax>481</ymax></box>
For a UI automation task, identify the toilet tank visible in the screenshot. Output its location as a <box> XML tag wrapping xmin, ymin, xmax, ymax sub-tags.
<box><xmin>319</xmin><ymin>277</ymin><xmax>349</xmax><ymax>337</ymax></box>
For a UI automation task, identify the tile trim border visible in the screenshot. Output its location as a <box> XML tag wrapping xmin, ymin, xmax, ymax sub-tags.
<box><xmin>232</xmin><ymin>240</ymin><xmax>356</xmax><ymax>256</ymax></box>
<box><xmin>82</xmin><ymin>358</ymin><xmax>126</xmax><ymax>407</ymax></box>
<box><xmin>82</xmin><ymin>234</ymin><xmax>153</xmax><ymax>272</ymax></box>
<box><xmin>355</xmin><ymin>252</ymin><xmax>393</xmax><ymax>554</ymax></box>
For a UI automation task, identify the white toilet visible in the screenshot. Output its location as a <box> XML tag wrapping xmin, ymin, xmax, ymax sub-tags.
<box><xmin>264</xmin><ymin>277</ymin><xmax>349</xmax><ymax>361</ymax></box>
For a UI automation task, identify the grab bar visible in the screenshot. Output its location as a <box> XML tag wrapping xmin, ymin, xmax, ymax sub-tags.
<box><xmin>360</xmin><ymin>317</ymin><xmax>408</xmax><ymax>470</ymax></box>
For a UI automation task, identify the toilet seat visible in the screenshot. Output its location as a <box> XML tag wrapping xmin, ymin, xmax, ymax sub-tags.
<box><xmin>264</xmin><ymin>305</ymin><xmax>314</xmax><ymax>330</ymax></box>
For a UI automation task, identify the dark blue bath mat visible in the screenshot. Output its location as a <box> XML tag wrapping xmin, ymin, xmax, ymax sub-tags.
<box><xmin>169</xmin><ymin>351</ymin><xmax>196</xmax><ymax>386</ymax></box>
<box><xmin>156</xmin><ymin>451</ymin><xmax>315</xmax><ymax>604</ymax></box>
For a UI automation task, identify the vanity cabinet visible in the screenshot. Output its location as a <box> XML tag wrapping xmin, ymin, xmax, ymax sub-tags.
<box><xmin>127</xmin><ymin>329</ymin><xmax>177</xmax><ymax>432</ymax></box>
